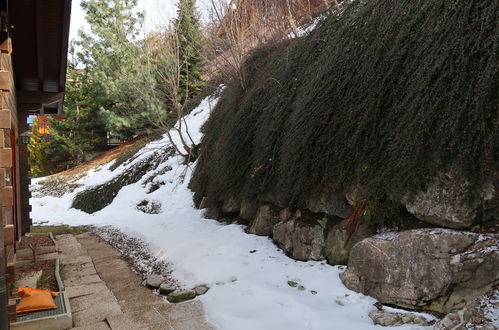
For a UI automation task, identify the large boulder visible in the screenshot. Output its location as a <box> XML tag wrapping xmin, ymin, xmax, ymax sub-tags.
<box><xmin>324</xmin><ymin>218</ymin><xmax>376</xmax><ymax>265</ymax></box>
<box><xmin>402</xmin><ymin>171</ymin><xmax>497</xmax><ymax>229</ymax></box>
<box><xmin>247</xmin><ymin>204</ymin><xmax>279</xmax><ymax>236</ymax></box>
<box><xmin>341</xmin><ymin>229</ymin><xmax>499</xmax><ymax>313</ymax></box>
<box><xmin>273</xmin><ymin>210</ymin><xmax>327</xmax><ymax>261</ymax></box>
<box><xmin>292</xmin><ymin>218</ymin><xmax>326</xmax><ymax>261</ymax></box>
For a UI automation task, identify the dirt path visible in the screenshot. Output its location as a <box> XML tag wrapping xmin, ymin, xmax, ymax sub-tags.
<box><xmin>57</xmin><ymin>233</ymin><xmax>214</xmax><ymax>330</ymax></box>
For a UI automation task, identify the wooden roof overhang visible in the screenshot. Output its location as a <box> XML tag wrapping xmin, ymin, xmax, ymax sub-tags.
<box><xmin>9</xmin><ymin>0</ymin><xmax>71</xmax><ymax>114</ymax></box>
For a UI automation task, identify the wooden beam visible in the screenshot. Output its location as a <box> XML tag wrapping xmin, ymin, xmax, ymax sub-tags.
<box><xmin>16</xmin><ymin>91</ymin><xmax>64</xmax><ymax>105</ymax></box>
<box><xmin>5</xmin><ymin>245</ymin><xmax>15</xmax><ymax>268</ymax></box>
<box><xmin>0</xmin><ymin>109</ymin><xmax>10</xmax><ymax>128</ymax></box>
<box><xmin>1</xmin><ymin>186</ymin><xmax>11</xmax><ymax>206</ymax></box>
<box><xmin>0</xmin><ymin>131</ymin><xmax>3</xmax><ymax>147</ymax></box>
<box><xmin>3</xmin><ymin>224</ymin><xmax>13</xmax><ymax>246</ymax></box>
<box><xmin>0</xmin><ymin>32</ymin><xmax>11</xmax><ymax>54</ymax></box>
<box><xmin>0</xmin><ymin>71</ymin><xmax>9</xmax><ymax>91</ymax></box>
<box><xmin>0</xmin><ymin>148</ymin><xmax>11</xmax><ymax>167</ymax></box>
<box><xmin>36</xmin><ymin>0</ymin><xmax>44</xmax><ymax>91</ymax></box>
<box><xmin>0</xmin><ymin>169</ymin><xmax>5</xmax><ymax>186</ymax></box>
<box><xmin>59</xmin><ymin>0</ymin><xmax>71</xmax><ymax>92</ymax></box>
<box><xmin>1</xmin><ymin>206</ymin><xmax>11</xmax><ymax>226</ymax></box>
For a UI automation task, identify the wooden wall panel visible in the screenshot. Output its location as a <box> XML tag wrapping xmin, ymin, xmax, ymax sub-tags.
<box><xmin>0</xmin><ymin>71</ymin><xmax>9</xmax><ymax>91</ymax></box>
<box><xmin>3</xmin><ymin>224</ymin><xmax>13</xmax><ymax>245</ymax></box>
<box><xmin>0</xmin><ymin>148</ymin><xmax>11</xmax><ymax>167</ymax></box>
<box><xmin>0</xmin><ymin>109</ymin><xmax>9</xmax><ymax>128</ymax></box>
<box><xmin>1</xmin><ymin>206</ymin><xmax>12</xmax><ymax>225</ymax></box>
<box><xmin>2</xmin><ymin>186</ymin><xmax>12</xmax><ymax>206</ymax></box>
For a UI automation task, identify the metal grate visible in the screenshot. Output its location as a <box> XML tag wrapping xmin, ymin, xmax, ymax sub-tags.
<box><xmin>16</xmin><ymin>292</ymin><xmax>67</xmax><ymax>322</ymax></box>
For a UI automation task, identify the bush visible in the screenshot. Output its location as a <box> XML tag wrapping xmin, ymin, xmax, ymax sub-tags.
<box><xmin>72</xmin><ymin>152</ymin><xmax>170</xmax><ymax>213</ymax></box>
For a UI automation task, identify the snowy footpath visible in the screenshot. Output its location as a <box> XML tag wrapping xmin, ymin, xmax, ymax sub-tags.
<box><xmin>31</xmin><ymin>95</ymin><xmax>434</xmax><ymax>330</ymax></box>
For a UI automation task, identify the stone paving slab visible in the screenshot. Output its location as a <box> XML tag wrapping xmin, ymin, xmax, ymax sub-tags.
<box><xmin>64</xmin><ymin>274</ymin><xmax>102</xmax><ymax>287</ymax></box>
<box><xmin>72</xmin><ymin>302</ymin><xmax>122</xmax><ymax>327</ymax></box>
<box><xmin>69</xmin><ymin>291</ymin><xmax>119</xmax><ymax>313</ymax></box>
<box><xmin>71</xmin><ymin>321</ymin><xmax>111</xmax><ymax>330</ymax></box>
<box><xmin>106</xmin><ymin>309</ymin><xmax>171</xmax><ymax>330</ymax></box>
<box><xmin>167</xmin><ymin>300</ymin><xmax>207</xmax><ymax>323</ymax></box>
<box><xmin>60</xmin><ymin>255</ymin><xmax>93</xmax><ymax>265</ymax></box>
<box><xmin>65</xmin><ymin>282</ymin><xmax>110</xmax><ymax>299</ymax></box>
<box><xmin>57</xmin><ymin>234</ymin><xmax>123</xmax><ymax>329</ymax></box>
<box><xmin>57</xmin><ymin>232</ymin><xmax>215</xmax><ymax>330</ymax></box>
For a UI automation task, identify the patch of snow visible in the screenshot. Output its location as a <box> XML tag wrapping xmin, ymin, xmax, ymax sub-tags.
<box><xmin>381</xmin><ymin>306</ymin><xmax>438</xmax><ymax>322</ymax></box>
<box><xmin>31</xmin><ymin>93</ymin><xmax>433</xmax><ymax>330</ymax></box>
<box><xmin>373</xmin><ymin>232</ymin><xmax>398</xmax><ymax>240</ymax></box>
<box><xmin>292</xmin><ymin>14</ymin><xmax>327</xmax><ymax>38</ymax></box>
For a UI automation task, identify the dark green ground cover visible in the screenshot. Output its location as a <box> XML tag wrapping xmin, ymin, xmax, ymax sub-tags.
<box><xmin>72</xmin><ymin>150</ymin><xmax>173</xmax><ymax>213</ymax></box>
<box><xmin>190</xmin><ymin>0</ymin><xmax>498</xmax><ymax>208</ymax></box>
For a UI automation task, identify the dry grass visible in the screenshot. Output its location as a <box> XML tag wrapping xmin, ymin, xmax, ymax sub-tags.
<box><xmin>59</xmin><ymin>136</ymin><xmax>146</xmax><ymax>177</ymax></box>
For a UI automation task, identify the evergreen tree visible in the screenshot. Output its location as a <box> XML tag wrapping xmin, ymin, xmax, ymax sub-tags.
<box><xmin>28</xmin><ymin>117</ymin><xmax>49</xmax><ymax>177</ymax></box>
<box><xmin>77</xmin><ymin>0</ymin><xmax>147</xmax><ymax>139</ymax></box>
<box><xmin>48</xmin><ymin>43</ymin><xmax>105</xmax><ymax>167</ymax></box>
<box><xmin>174</xmin><ymin>0</ymin><xmax>205</xmax><ymax>102</ymax></box>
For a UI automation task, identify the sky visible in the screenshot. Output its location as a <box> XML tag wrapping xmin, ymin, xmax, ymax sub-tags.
<box><xmin>69</xmin><ymin>0</ymin><xmax>216</xmax><ymax>43</ymax></box>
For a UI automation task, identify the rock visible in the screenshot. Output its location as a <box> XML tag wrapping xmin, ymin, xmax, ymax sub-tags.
<box><xmin>279</xmin><ymin>208</ymin><xmax>293</xmax><ymax>222</ymax></box>
<box><xmin>194</xmin><ymin>285</ymin><xmax>209</xmax><ymax>296</ymax></box>
<box><xmin>341</xmin><ymin>229</ymin><xmax>499</xmax><ymax>313</ymax></box>
<box><xmin>324</xmin><ymin>218</ymin><xmax>375</xmax><ymax>265</ymax></box>
<box><xmin>287</xmin><ymin>281</ymin><xmax>298</xmax><ymax>288</ymax></box>
<box><xmin>402</xmin><ymin>171</ymin><xmax>497</xmax><ymax>229</ymax></box>
<box><xmin>273</xmin><ymin>211</ymin><xmax>327</xmax><ymax>261</ymax></box>
<box><xmin>297</xmin><ymin>285</ymin><xmax>306</xmax><ymax>291</ymax></box>
<box><xmin>198</xmin><ymin>196</ymin><xmax>210</xmax><ymax>209</ymax></box>
<box><xmin>306</xmin><ymin>187</ymin><xmax>351</xmax><ymax>218</ymax></box>
<box><xmin>273</xmin><ymin>219</ymin><xmax>295</xmax><ymax>253</ymax></box>
<box><xmin>159</xmin><ymin>283</ymin><xmax>175</xmax><ymax>295</ymax></box>
<box><xmin>247</xmin><ymin>204</ymin><xmax>279</xmax><ymax>236</ymax></box>
<box><xmin>145</xmin><ymin>275</ymin><xmax>163</xmax><ymax>289</ymax></box>
<box><xmin>167</xmin><ymin>290</ymin><xmax>197</xmax><ymax>303</ymax></box>
<box><xmin>369</xmin><ymin>310</ymin><xmax>434</xmax><ymax>327</ymax></box>
<box><xmin>433</xmin><ymin>290</ymin><xmax>499</xmax><ymax>330</ymax></box>
<box><xmin>222</xmin><ymin>198</ymin><xmax>240</xmax><ymax>214</ymax></box>
<box><xmin>291</xmin><ymin>219</ymin><xmax>326</xmax><ymax>261</ymax></box>
<box><xmin>240</xmin><ymin>200</ymin><xmax>259</xmax><ymax>221</ymax></box>
<box><xmin>310</xmin><ymin>290</ymin><xmax>317</xmax><ymax>295</ymax></box>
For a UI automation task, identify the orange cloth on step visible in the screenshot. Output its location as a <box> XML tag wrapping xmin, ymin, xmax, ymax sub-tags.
<box><xmin>18</xmin><ymin>287</ymin><xmax>59</xmax><ymax>298</ymax></box>
<box><xmin>16</xmin><ymin>291</ymin><xmax>57</xmax><ymax>314</ymax></box>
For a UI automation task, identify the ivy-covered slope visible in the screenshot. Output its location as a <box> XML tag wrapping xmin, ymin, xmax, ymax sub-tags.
<box><xmin>190</xmin><ymin>0</ymin><xmax>497</xmax><ymax>208</ymax></box>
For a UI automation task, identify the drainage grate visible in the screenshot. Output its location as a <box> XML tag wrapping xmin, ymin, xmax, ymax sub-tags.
<box><xmin>16</xmin><ymin>292</ymin><xmax>67</xmax><ymax>322</ymax></box>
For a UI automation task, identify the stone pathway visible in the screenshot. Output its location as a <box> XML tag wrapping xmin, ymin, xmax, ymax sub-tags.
<box><xmin>57</xmin><ymin>232</ymin><xmax>215</xmax><ymax>330</ymax></box>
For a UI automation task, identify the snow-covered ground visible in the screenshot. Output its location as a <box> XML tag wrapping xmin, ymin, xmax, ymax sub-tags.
<box><xmin>31</xmin><ymin>94</ymin><xmax>434</xmax><ymax>330</ymax></box>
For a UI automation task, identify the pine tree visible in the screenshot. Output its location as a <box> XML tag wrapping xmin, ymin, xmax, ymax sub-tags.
<box><xmin>48</xmin><ymin>43</ymin><xmax>105</xmax><ymax>167</ymax></box>
<box><xmin>77</xmin><ymin>0</ymin><xmax>147</xmax><ymax>139</ymax></box>
<box><xmin>174</xmin><ymin>0</ymin><xmax>205</xmax><ymax>102</ymax></box>
<box><xmin>28</xmin><ymin>117</ymin><xmax>49</xmax><ymax>177</ymax></box>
